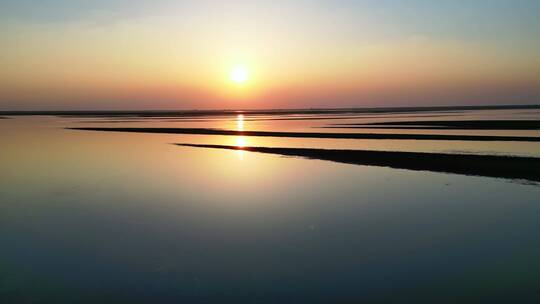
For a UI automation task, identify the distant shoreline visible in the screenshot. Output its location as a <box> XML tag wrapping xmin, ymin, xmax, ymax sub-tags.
<box><xmin>2</xmin><ymin>104</ymin><xmax>539</xmax><ymax>117</ymax></box>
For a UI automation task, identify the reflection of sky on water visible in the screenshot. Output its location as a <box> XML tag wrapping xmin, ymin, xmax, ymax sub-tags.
<box><xmin>1</xmin><ymin>111</ymin><xmax>540</xmax><ymax>302</ymax></box>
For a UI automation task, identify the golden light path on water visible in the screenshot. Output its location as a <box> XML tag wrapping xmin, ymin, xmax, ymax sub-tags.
<box><xmin>236</xmin><ymin>114</ymin><xmax>246</xmax><ymax>160</ymax></box>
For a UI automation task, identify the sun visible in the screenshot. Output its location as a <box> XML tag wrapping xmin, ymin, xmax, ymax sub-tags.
<box><xmin>230</xmin><ymin>65</ymin><xmax>249</xmax><ymax>84</ymax></box>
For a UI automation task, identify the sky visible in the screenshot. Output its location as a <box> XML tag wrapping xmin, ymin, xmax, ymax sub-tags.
<box><xmin>0</xmin><ymin>0</ymin><xmax>539</xmax><ymax>110</ymax></box>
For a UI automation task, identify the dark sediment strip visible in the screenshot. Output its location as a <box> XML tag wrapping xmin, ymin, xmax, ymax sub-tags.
<box><xmin>177</xmin><ymin>143</ymin><xmax>540</xmax><ymax>182</ymax></box>
<box><xmin>74</xmin><ymin>113</ymin><xmax>462</xmax><ymax>124</ymax></box>
<box><xmin>78</xmin><ymin>120</ymin><xmax>144</xmax><ymax>123</ymax></box>
<box><xmin>332</xmin><ymin>120</ymin><xmax>540</xmax><ymax>130</ymax></box>
<box><xmin>68</xmin><ymin>127</ymin><xmax>540</xmax><ymax>142</ymax></box>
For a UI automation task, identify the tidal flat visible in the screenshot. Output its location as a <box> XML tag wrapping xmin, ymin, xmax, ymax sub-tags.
<box><xmin>69</xmin><ymin>127</ymin><xmax>540</xmax><ymax>142</ymax></box>
<box><xmin>2</xmin><ymin>105</ymin><xmax>540</xmax><ymax>303</ymax></box>
<box><xmin>177</xmin><ymin>143</ymin><xmax>540</xmax><ymax>182</ymax></box>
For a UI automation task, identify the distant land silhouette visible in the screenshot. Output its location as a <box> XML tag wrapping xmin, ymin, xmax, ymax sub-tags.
<box><xmin>2</xmin><ymin>104</ymin><xmax>539</xmax><ymax>117</ymax></box>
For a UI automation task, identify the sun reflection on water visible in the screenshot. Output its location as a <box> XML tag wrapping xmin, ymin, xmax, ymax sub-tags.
<box><xmin>237</xmin><ymin>114</ymin><xmax>244</xmax><ymax>131</ymax></box>
<box><xmin>236</xmin><ymin>114</ymin><xmax>246</xmax><ymax>160</ymax></box>
<box><xmin>236</xmin><ymin>136</ymin><xmax>247</xmax><ymax>148</ymax></box>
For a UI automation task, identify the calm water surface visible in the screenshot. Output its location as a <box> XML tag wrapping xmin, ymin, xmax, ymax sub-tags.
<box><xmin>1</xmin><ymin>109</ymin><xmax>540</xmax><ymax>303</ymax></box>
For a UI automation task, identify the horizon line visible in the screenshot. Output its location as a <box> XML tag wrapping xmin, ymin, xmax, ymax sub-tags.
<box><xmin>1</xmin><ymin>104</ymin><xmax>539</xmax><ymax>115</ymax></box>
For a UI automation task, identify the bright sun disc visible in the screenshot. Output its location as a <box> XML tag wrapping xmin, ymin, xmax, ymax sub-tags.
<box><xmin>230</xmin><ymin>66</ymin><xmax>249</xmax><ymax>84</ymax></box>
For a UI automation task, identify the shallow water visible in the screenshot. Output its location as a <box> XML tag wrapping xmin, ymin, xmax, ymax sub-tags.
<box><xmin>1</xmin><ymin>109</ymin><xmax>540</xmax><ymax>303</ymax></box>
<box><xmin>68</xmin><ymin>108</ymin><xmax>540</xmax><ymax>156</ymax></box>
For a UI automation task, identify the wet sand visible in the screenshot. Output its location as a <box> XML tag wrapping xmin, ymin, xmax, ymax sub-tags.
<box><xmin>332</xmin><ymin>120</ymin><xmax>540</xmax><ymax>130</ymax></box>
<box><xmin>178</xmin><ymin>143</ymin><xmax>540</xmax><ymax>183</ymax></box>
<box><xmin>69</xmin><ymin>127</ymin><xmax>540</xmax><ymax>142</ymax></box>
